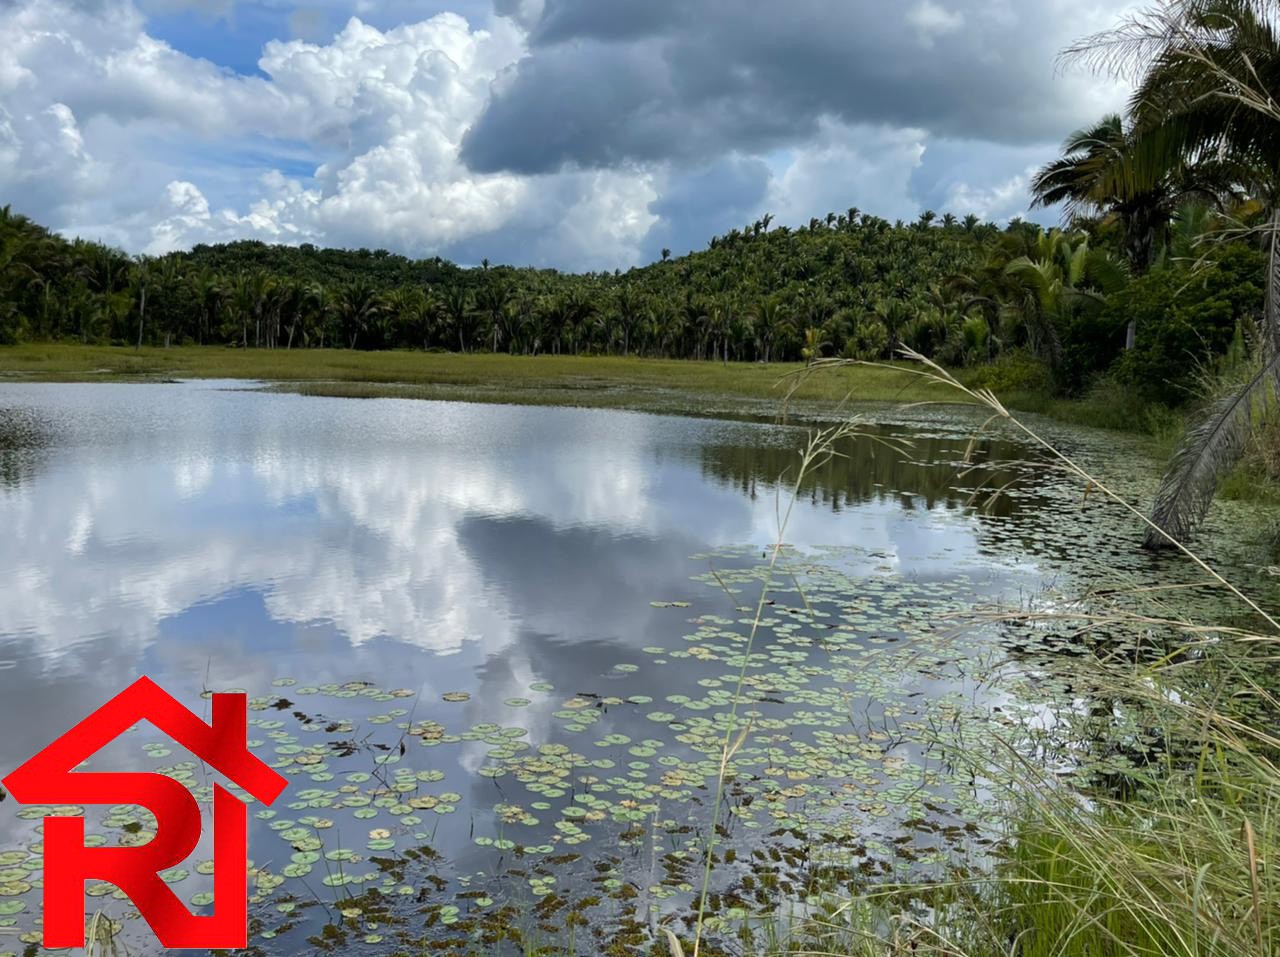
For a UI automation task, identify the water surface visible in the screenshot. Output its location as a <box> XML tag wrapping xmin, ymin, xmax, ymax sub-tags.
<box><xmin>0</xmin><ymin>380</ymin><xmax>1242</xmax><ymax>955</ymax></box>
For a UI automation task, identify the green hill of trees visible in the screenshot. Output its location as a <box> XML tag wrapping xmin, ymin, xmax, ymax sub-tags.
<box><xmin>0</xmin><ymin>174</ymin><xmax>1268</xmax><ymax>416</ymax></box>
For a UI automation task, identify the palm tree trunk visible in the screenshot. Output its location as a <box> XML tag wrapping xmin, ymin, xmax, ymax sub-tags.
<box><xmin>135</xmin><ymin>284</ymin><xmax>145</xmax><ymax>352</ymax></box>
<box><xmin>1268</xmin><ymin>206</ymin><xmax>1280</xmax><ymax>360</ymax></box>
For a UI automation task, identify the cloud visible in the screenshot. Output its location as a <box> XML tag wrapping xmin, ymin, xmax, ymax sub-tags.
<box><xmin>0</xmin><ymin>381</ymin><xmax>1000</xmax><ymax>661</ymax></box>
<box><xmin>906</xmin><ymin>1</ymin><xmax>964</xmax><ymax>46</ymax></box>
<box><xmin>467</xmin><ymin>0</ymin><xmax>1135</xmax><ymax>175</ymax></box>
<box><xmin>944</xmin><ymin>167</ymin><xmax>1041</xmax><ymax>223</ymax></box>
<box><xmin>640</xmin><ymin>155</ymin><xmax>771</xmax><ymax>260</ymax></box>
<box><xmin>765</xmin><ymin>121</ymin><xmax>929</xmax><ymax>227</ymax></box>
<box><xmin>0</xmin><ymin>0</ymin><xmax>664</xmax><ymax>266</ymax></box>
<box><xmin>0</xmin><ymin>0</ymin><xmax>1137</xmax><ymax>268</ymax></box>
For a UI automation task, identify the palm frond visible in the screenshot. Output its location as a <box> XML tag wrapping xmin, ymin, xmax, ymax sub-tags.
<box><xmin>1144</xmin><ymin>346</ymin><xmax>1280</xmax><ymax>548</ymax></box>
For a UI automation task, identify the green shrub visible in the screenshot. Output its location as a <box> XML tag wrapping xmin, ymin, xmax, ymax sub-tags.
<box><xmin>1056</xmin><ymin>305</ymin><xmax>1129</xmax><ymax>395</ymax></box>
<box><xmin>844</xmin><ymin>317</ymin><xmax>889</xmax><ymax>360</ymax></box>
<box><xmin>1110</xmin><ymin>244</ymin><xmax>1264</xmax><ymax>406</ymax></box>
<box><xmin>961</xmin><ymin>350</ymin><xmax>1051</xmax><ymax>394</ymax></box>
<box><xmin>901</xmin><ymin>311</ymin><xmax>952</xmax><ymax>357</ymax></box>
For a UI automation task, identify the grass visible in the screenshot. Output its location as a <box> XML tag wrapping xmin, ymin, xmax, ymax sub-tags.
<box><xmin>1001</xmin><ymin>381</ymin><xmax>1183</xmax><ymax>442</ymax></box>
<box><xmin>0</xmin><ymin>344</ymin><xmax>959</xmax><ymax>416</ymax></box>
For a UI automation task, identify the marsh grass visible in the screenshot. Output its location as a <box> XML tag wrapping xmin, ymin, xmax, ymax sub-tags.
<box><xmin>668</xmin><ymin>350</ymin><xmax>1280</xmax><ymax>957</ymax></box>
<box><xmin>84</xmin><ymin>910</ymin><xmax>127</xmax><ymax>957</ymax></box>
<box><xmin>0</xmin><ymin>344</ymin><xmax>953</xmax><ymax>409</ymax></box>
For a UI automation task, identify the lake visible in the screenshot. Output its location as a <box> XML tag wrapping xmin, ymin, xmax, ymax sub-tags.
<box><xmin>0</xmin><ymin>381</ymin><xmax>1257</xmax><ymax>955</ymax></box>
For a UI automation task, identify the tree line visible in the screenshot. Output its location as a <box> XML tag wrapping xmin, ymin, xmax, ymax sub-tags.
<box><xmin>0</xmin><ymin>200</ymin><xmax>1264</xmax><ymax>390</ymax></box>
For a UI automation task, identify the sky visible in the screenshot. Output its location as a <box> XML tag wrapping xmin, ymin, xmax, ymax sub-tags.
<box><xmin>0</xmin><ymin>0</ymin><xmax>1138</xmax><ymax>271</ymax></box>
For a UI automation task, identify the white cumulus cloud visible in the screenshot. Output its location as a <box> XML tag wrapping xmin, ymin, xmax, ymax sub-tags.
<box><xmin>0</xmin><ymin>0</ymin><xmax>662</xmax><ymax>266</ymax></box>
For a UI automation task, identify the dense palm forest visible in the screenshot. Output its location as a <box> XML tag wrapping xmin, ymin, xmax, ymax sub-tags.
<box><xmin>0</xmin><ymin>200</ymin><xmax>1265</xmax><ymax>394</ymax></box>
<box><xmin>0</xmin><ymin>207</ymin><xmax>997</xmax><ymax>361</ymax></box>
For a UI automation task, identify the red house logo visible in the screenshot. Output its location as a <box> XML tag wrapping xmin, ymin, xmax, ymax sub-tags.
<box><xmin>1</xmin><ymin>677</ymin><xmax>288</xmax><ymax>948</ymax></box>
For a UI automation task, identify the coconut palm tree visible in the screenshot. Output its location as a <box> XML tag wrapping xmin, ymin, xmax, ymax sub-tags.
<box><xmin>442</xmin><ymin>287</ymin><xmax>476</xmax><ymax>353</ymax></box>
<box><xmin>335</xmin><ymin>279</ymin><xmax>383</xmax><ymax>349</ymax></box>
<box><xmin>749</xmin><ymin>295</ymin><xmax>791</xmax><ymax>363</ymax></box>
<box><xmin>189</xmin><ymin>269</ymin><xmax>221</xmax><ymax>346</ymax></box>
<box><xmin>800</xmin><ymin>326</ymin><xmax>829</xmax><ymax>364</ymax></box>
<box><xmin>475</xmin><ymin>282</ymin><xmax>510</xmax><ymax>354</ymax></box>
<box><xmin>1067</xmin><ymin>0</ymin><xmax>1280</xmax><ymax>547</ymax></box>
<box><xmin>129</xmin><ymin>256</ymin><xmax>151</xmax><ymax>351</ymax></box>
<box><xmin>1002</xmin><ymin>230</ymin><xmax>1127</xmax><ymax>366</ymax></box>
<box><xmin>1030</xmin><ymin>112</ymin><xmax>1224</xmax><ymax>348</ymax></box>
<box><xmin>614</xmin><ymin>284</ymin><xmax>644</xmax><ymax>356</ymax></box>
<box><xmin>867</xmin><ymin>298</ymin><xmax>913</xmax><ymax>357</ymax></box>
<box><xmin>0</xmin><ymin>228</ymin><xmax>39</xmax><ymax>344</ymax></box>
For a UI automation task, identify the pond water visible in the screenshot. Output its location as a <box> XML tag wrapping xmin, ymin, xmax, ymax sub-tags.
<box><xmin>0</xmin><ymin>381</ymin><xmax>1261</xmax><ymax>955</ymax></box>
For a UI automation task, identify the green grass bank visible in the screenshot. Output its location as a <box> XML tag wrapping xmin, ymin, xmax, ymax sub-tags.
<box><xmin>0</xmin><ymin>343</ymin><xmax>962</xmax><ymax>413</ymax></box>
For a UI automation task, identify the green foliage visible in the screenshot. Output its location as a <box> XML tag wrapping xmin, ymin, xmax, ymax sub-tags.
<box><xmin>0</xmin><ymin>204</ymin><xmax>993</xmax><ymax>362</ymax></box>
<box><xmin>900</xmin><ymin>311</ymin><xmax>952</xmax><ymax>357</ymax></box>
<box><xmin>1111</xmin><ymin>244</ymin><xmax>1265</xmax><ymax>406</ymax></box>
<box><xmin>0</xmin><ymin>192</ymin><xmax>1264</xmax><ymax>424</ymax></box>
<box><xmin>961</xmin><ymin>350</ymin><xmax>1052</xmax><ymax>395</ymax></box>
<box><xmin>844</xmin><ymin>317</ymin><xmax>888</xmax><ymax>360</ymax></box>
<box><xmin>1056</xmin><ymin>303</ymin><xmax>1129</xmax><ymax>394</ymax></box>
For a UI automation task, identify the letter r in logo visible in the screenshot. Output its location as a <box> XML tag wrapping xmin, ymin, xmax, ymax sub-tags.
<box><xmin>2</xmin><ymin>677</ymin><xmax>287</xmax><ymax>948</ymax></box>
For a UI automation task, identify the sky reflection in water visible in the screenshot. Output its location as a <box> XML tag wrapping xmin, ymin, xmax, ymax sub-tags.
<box><xmin>0</xmin><ymin>380</ymin><xmax>1049</xmax><ymax>953</ymax></box>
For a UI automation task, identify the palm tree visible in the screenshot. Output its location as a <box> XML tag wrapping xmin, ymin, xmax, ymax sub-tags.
<box><xmin>226</xmin><ymin>271</ymin><xmax>273</xmax><ymax>348</ymax></box>
<box><xmin>565</xmin><ymin>287</ymin><xmax>597</xmax><ymax>355</ymax></box>
<box><xmin>189</xmin><ymin>269</ymin><xmax>221</xmax><ymax>346</ymax></box>
<box><xmin>1004</xmin><ymin>230</ymin><xmax>1127</xmax><ymax>366</ymax></box>
<box><xmin>443</xmin><ymin>287</ymin><xmax>476</xmax><ymax>353</ymax></box>
<box><xmin>475</xmin><ymin>281</ymin><xmax>510</xmax><ymax>354</ymax></box>
<box><xmin>311</xmin><ymin>283</ymin><xmax>337</xmax><ymax>348</ymax></box>
<box><xmin>335</xmin><ymin>279</ymin><xmax>383</xmax><ymax>349</ymax></box>
<box><xmin>1030</xmin><ymin>113</ymin><xmax>1223</xmax><ymax>348</ymax></box>
<box><xmin>680</xmin><ymin>295</ymin><xmax>709</xmax><ymax>360</ymax></box>
<box><xmin>800</xmin><ymin>326</ymin><xmax>829</xmax><ymax>364</ymax></box>
<box><xmin>913</xmin><ymin>210</ymin><xmax>938</xmax><ymax>231</ymax></box>
<box><xmin>0</xmin><ymin>228</ymin><xmax>38</xmax><ymax>344</ymax></box>
<box><xmin>867</xmin><ymin>298</ymin><xmax>913</xmax><ymax>357</ymax></box>
<box><xmin>614</xmin><ymin>284</ymin><xmax>644</xmax><ymax>356</ymax></box>
<box><xmin>749</xmin><ymin>295</ymin><xmax>791</xmax><ymax>363</ymax></box>
<box><xmin>129</xmin><ymin>256</ymin><xmax>152</xmax><ymax>351</ymax></box>
<box><xmin>653</xmin><ymin>298</ymin><xmax>686</xmax><ymax>357</ymax></box>
<box><xmin>1067</xmin><ymin>0</ymin><xmax>1280</xmax><ymax>547</ymax></box>
<box><xmin>705</xmin><ymin>300</ymin><xmax>735</xmax><ymax>364</ymax></box>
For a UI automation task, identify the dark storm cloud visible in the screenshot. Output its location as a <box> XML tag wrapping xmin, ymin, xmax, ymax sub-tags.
<box><xmin>528</xmin><ymin>0</ymin><xmax>687</xmax><ymax>44</ymax></box>
<box><xmin>464</xmin><ymin>0</ymin><xmax>1115</xmax><ymax>175</ymax></box>
<box><xmin>464</xmin><ymin>37</ymin><xmax>807</xmax><ymax>172</ymax></box>
<box><xmin>641</xmin><ymin>156</ymin><xmax>772</xmax><ymax>261</ymax></box>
